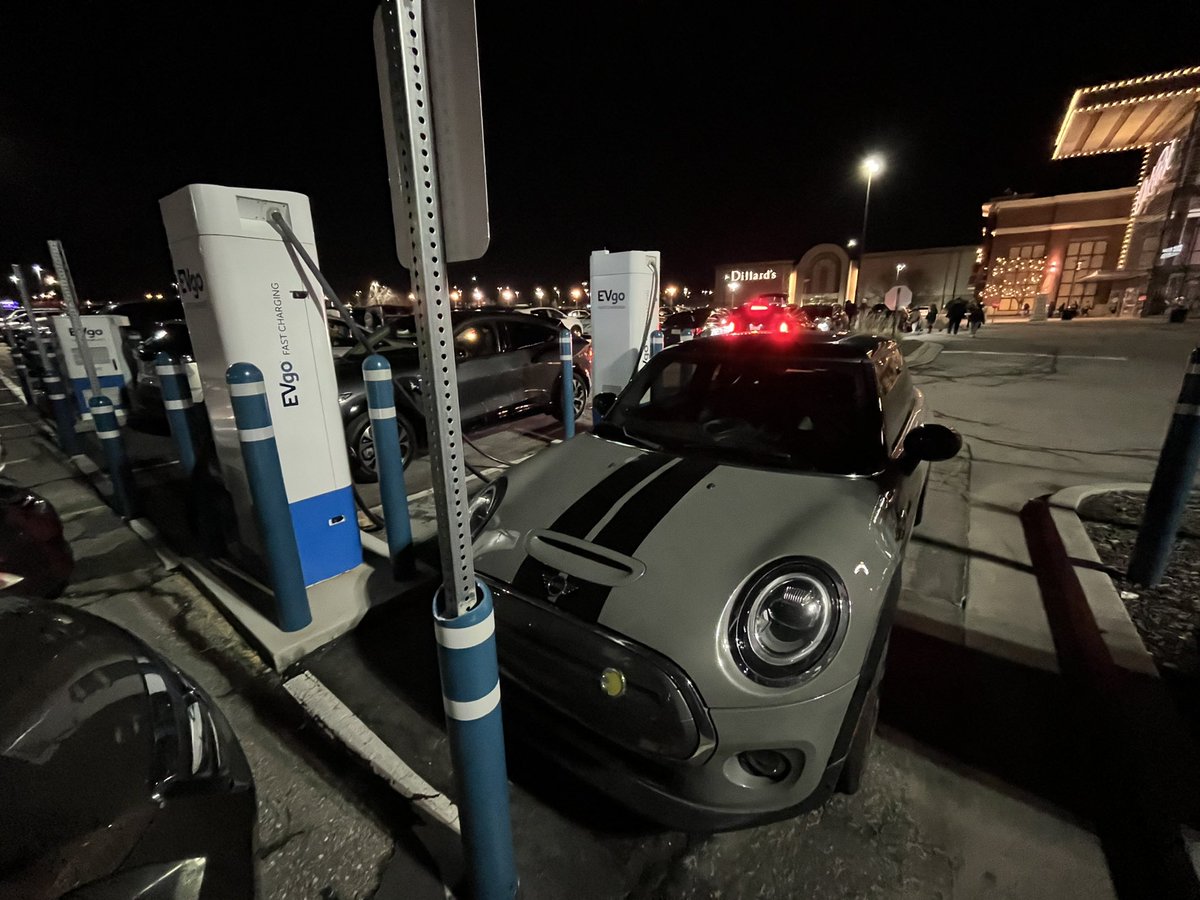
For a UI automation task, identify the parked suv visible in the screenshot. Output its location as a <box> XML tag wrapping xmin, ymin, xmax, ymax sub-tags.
<box><xmin>336</xmin><ymin>312</ymin><xmax>592</xmax><ymax>480</ymax></box>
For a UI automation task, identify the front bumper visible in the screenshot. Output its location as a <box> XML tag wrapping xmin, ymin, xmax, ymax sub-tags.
<box><xmin>485</xmin><ymin>576</ymin><xmax>859</xmax><ymax>831</ymax></box>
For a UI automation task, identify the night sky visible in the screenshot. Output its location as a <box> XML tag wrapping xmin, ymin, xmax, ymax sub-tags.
<box><xmin>3</xmin><ymin>2</ymin><xmax>1198</xmax><ymax>303</ymax></box>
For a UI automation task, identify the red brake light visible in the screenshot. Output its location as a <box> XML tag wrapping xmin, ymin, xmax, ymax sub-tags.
<box><xmin>750</xmin><ymin>304</ymin><xmax>769</xmax><ymax>311</ymax></box>
<box><xmin>778</xmin><ymin>321</ymin><xmax>790</xmax><ymax>333</ymax></box>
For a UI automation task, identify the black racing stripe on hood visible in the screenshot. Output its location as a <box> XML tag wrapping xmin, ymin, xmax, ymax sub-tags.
<box><xmin>590</xmin><ymin>457</ymin><xmax>720</xmax><ymax>557</ymax></box>
<box><xmin>509</xmin><ymin>451</ymin><xmax>673</xmax><ymax>604</ymax></box>
<box><xmin>549</xmin><ymin>450</ymin><xmax>674</xmax><ymax>537</ymax></box>
<box><xmin>531</xmin><ymin>458</ymin><xmax>719</xmax><ymax>625</ymax></box>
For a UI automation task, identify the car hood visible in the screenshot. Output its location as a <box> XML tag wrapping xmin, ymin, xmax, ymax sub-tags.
<box><xmin>474</xmin><ymin>435</ymin><xmax>900</xmax><ymax>707</ymax></box>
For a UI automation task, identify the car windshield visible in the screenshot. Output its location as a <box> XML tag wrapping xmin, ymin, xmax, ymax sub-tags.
<box><xmin>596</xmin><ymin>343</ymin><xmax>886</xmax><ymax>474</ymax></box>
<box><xmin>343</xmin><ymin>316</ymin><xmax>419</xmax><ymax>356</ymax></box>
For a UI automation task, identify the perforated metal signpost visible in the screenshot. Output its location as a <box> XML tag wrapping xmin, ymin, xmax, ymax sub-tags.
<box><xmin>375</xmin><ymin>3</ymin><xmax>517</xmax><ymax>898</ymax></box>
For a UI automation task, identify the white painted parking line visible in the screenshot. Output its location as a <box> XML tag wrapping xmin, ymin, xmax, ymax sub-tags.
<box><xmin>284</xmin><ymin>671</ymin><xmax>461</xmax><ymax>835</ymax></box>
<box><xmin>941</xmin><ymin>350</ymin><xmax>1128</xmax><ymax>361</ymax></box>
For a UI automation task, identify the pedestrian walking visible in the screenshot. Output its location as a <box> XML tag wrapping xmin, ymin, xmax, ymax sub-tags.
<box><xmin>946</xmin><ymin>297</ymin><xmax>967</xmax><ymax>335</ymax></box>
<box><xmin>968</xmin><ymin>300</ymin><xmax>985</xmax><ymax>336</ymax></box>
<box><xmin>925</xmin><ymin>303</ymin><xmax>938</xmax><ymax>334</ymax></box>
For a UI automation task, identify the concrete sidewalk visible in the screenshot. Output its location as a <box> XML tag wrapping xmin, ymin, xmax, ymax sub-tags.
<box><xmin>0</xmin><ymin>377</ymin><xmax>413</xmax><ymax>899</ymax></box>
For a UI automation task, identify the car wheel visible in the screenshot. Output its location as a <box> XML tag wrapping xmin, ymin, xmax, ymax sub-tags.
<box><xmin>837</xmin><ymin>639</ymin><xmax>888</xmax><ymax>795</ymax></box>
<box><xmin>552</xmin><ymin>372</ymin><xmax>589</xmax><ymax>422</ymax></box>
<box><xmin>346</xmin><ymin>410</ymin><xmax>416</xmax><ymax>483</ymax></box>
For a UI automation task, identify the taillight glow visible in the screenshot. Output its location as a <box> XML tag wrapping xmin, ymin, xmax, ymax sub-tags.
<box><xmin>750</xmin><ymin>304</ymin><xmax>769</xmax><ymax>311</ymax></box>
<box><xmin>778</xmin><ymin>321</ymin><xmax>790</xmax><ymax>333</ymax></box>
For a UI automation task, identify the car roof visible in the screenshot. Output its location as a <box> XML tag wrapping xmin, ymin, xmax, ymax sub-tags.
<box><xmin>662</xmin><ymin>332</ymin><xmax>890</xmax><ymax>360</ymax></box>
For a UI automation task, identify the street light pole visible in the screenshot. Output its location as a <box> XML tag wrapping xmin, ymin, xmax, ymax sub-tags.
<box><xmin>854</xmin><ymin>155</ymin><xmax>883</xmax><ymax>306</ymax></box>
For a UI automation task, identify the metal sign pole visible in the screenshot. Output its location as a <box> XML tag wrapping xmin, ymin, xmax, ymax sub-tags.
<box><xmin>376</xmin><ymin>4</ymin><xmax>517</xmax><ymax>898</ymax></box>
<box><xmin>377</xmin><ymin>3</ymin><xmax>475</xmax><ymax>619</ymax></box>
<box><xmin>47</xmin><ymin>240</ymin><xmax>102</xmax><ymax>399</ymax></box>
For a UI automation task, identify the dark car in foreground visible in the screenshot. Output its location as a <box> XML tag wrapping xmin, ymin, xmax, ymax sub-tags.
<box><xmin>337</xmin><ymin>312</ymin><xmax>592</xmax><ymax>481</ymax></box>
<box><xmin>0</xmin><ymin>598</ymin><xmax>256</xmax><ymax>898</ymax></box>
<box><xmin>469</xmin><ymin>332</ymin><xmax>960</xmax><ymax>829</ymax></box>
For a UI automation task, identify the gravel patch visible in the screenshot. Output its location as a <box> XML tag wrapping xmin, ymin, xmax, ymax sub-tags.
<box><xmin>1078</xmin><ymin>490</ymin><xmax>1200</xmax><ymax>678</ymax></box>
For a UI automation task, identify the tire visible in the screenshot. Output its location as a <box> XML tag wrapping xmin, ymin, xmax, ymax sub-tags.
<box><xmin>837</xmin><ymin>639</ymin><xmax>888</xmax><ymax>795</ymax></box>
<box><xmin>346</xmin><ymin>410</ymin><xmax>416</xmax><ymax>483</ymax></box>
<box><xmin>552</xmin><ymin>371</ymin><xmax>589</xmax><ymax>422</ymax></box>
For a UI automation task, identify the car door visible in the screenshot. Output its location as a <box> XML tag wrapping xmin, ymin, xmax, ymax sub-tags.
<box><xmin>453</xmin><ymin>319</ymin><xmax>516</xmax><ymax>422</ymax></box>
<box><xmin>498</xmin><ymin>318</ymin><xmax>560</xmax><ymax>410</ymax></box>
<box><xmin>876</xmin><ymin>343</ymin><xmax>922</xmax><ymax>541</ymax></box>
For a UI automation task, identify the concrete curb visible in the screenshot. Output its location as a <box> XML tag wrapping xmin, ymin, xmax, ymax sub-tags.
<box><xmin>1046</xmin><ymin>482</ymin><xmax>1157</xmax><ymax>677</ymax></box>
<box><xmin>900</xmin><ymin>341</ymin><xmax>943</xmax><ymax>368</ymax></box>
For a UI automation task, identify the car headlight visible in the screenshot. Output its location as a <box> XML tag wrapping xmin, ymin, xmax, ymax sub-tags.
<box><xmin>816</xmin><ymin>320</ymin><xmax>832</xmax><ymax>332</ymax></box>
<box><xmin>729</xmin><ymin>558</ymin><xmax>847</xmax><ymax>687</ymax></box>
<box><xmin>468</xmin><ymin>477</ymin><xmax>507</xmax><ymax>539</ymax></box>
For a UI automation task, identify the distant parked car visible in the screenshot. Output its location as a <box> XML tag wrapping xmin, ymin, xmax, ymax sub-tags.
<box><xmin>103</xmin><ymin>299</ymin><xmax>185</xmax><ymax>377</ymax></box>
<box><xmin>730</xmin><ymin>295</ymin><xmax>792</xmax><ymax>334</ymax></box>
<box><xmin>336</xmin><ymin>312</ymin><xmax>592</xmax><ymax>481</ymax></box>
<box><xmin>131</xmin><ymin>320</ymin><xmax>200</xmax><ymax>421</ymax></box>
<box><xmin>0</xmin><ymin>597</ymin><xmax>256</xmax><ymax>898</ymax></box>
<box><xmin>791</xmin><ymin>303</ymin><xmax>849</xmax><ymax>333</ymax></box>
<box><xmin>662</xmin><ymin>306</ymin><xmax>735</xmax><ymax>346</ymax></box>
<box><xmin>527</xmin><ymin>306</ymin><xmax>590</xmax><ymax>337</ymax></box>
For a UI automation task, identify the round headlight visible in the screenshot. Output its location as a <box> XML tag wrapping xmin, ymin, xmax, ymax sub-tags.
<box><xmin>729</xmin><ymin>559</ymin><xmax>846</xmax><ymax>687</ymax></box>
<box><xmin>467</xmin><ymin>477</ymin><xmax>506</xmax><ymax>539</ymax></box>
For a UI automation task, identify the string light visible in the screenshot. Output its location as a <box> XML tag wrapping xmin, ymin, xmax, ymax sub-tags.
<box><xmin>980</xmin><ymin>256</ymin><xmax>1048</xmax><ymax>308</ymax></box>
<box><xmin>1118</xmin><ymin>147</ymin><xmax>1154</xmax><ymax>270</ymax></box>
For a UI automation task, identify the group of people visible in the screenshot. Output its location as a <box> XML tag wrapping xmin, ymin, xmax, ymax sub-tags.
<box><xmin>913</xmin><ymin>297</ymin><xmax>985</xmax><ymax>336</ymax></box>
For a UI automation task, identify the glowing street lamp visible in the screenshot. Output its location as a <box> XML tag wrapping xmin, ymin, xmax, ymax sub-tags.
<box><xmin>500</xmin><ymin>288</ymin><xmax>515</xmax><ymax>303</ymax></box>
<box><xmin>846</xmin><ymin>238</ymin><xmax>858</xmax><ymax>249</ymax></box>
<box><xmin>854</xmin><ymin>154</ymin><xmax>884</xmax><ymax>304</ymax></box>
<box><xmin>726</xmin><ymin>280</ymin><xmax>741</xmax><ymax>306</ymax></box>
<box><xmin>664</xmin><ymin>285</ymin><xmax>679</xmax><ymax>301</ymax></box>
<box><xmin>534</xmin><ymin>287</ymin><xmax>545</xmax><ymax>302</ymax></box>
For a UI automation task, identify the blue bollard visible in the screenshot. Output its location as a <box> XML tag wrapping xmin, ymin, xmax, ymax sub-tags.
<box><xmin>559</xmin><ymin>328</ymin><xmax>575</xmax><ymax>439</ymax></box>
<box><xmin>226</xmin><ymin>362</ymin><xmax>312</xmax><ymax>632</ymax></box>
<box><xmin>1128</xmin><ymin>347</ymin><xmax>1200</xmax><ymax>586</ymax></box>
<box><xmin>13</xmin><ymin>361</ymin><xmax>34</xmax><ymax>405</ymax></box>
<box><xmin>650</xmin><ymin>329</ymin><xmax>664</xmax><ymax>358</ymax></box>
<box><xmin>432</xmin><ymin>581</ymin><xmax>518</xmax><ymax>900</ymax></box>
<box><xmin>89</xmin><ymin>395</ymin><xmax>136</xmax><ymax>519</ymax></box>
<box><xmin>43</xmin><ymin>366</ymin><xmax>79</xmax><ymax>455</ymax></box>
<box><xmin>363</xmin><ymin>355</ymin><xmax>414</xmax><ymax>578</ymax></box>
<box><xmin>156</xmin><ymin>353</ymin><xmax>197</xmax><ymax>476</ymax></box>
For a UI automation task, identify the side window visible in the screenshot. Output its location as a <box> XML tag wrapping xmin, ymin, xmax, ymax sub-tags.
<box><xmin>455</xmin><ymin>324</ymin><xmax>498</xmax><ymax>360</ymax></box>
<box><xmin>504</xmin><ymin>321</ymin><xmax>556</xmax><ymax>350</ymax></box>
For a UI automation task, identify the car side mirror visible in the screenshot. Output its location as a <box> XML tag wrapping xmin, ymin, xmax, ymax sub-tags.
<box><xmin>592</xmin><ymin>392</ymin><xmax>618</xmax><ymax>419</ymax></box>
<box><xmin>902</xmin><ymin>424</ymin><xmax>962</xmax><ymax>468</ymax></box>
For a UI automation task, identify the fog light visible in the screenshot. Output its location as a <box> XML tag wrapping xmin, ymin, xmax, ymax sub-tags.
<box><xmin>598</xmin><ymin>667</ymin><xmax>626</xmax><ymax>698</ymax></box>
<box><xmin>737</xmin><ymin>750</ymin><xmax>790</xmax><ymax>782</ymax></box>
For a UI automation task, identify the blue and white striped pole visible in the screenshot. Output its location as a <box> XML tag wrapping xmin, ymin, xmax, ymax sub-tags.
<box><xmin>559</xmin><ymin>328</ymin><xmax>575</xmax><ymax>439</ymax></box>
<box><xmin>226</xmin><ymin>363</ymin><xmax>312</xmax><ymax>633</ymax></box>
<box><xmin>12</xmin><ymin>357</ymin><xmax>33</xmax><ymax>405</ymax></box>
<box><xmin>363</xmin><ymin>355</ymin><xmax>414</xmax><ymax>577</ymax></box>
<box><xmin>43</xmin><ymin>361</ymin><xmax>79</xmax><ymax>455</ymax></box>
<box><xmin>156</xmin><ymin>353</ymin><xmax>197</xmax><ymax>476</ymax></box>
<box><xmin>89</xmin><ymin>394</ymin><xmax>136</xmax><ymax>519</ymax></box>
<box><xmin>1128</xmin><ymin>347</ymin><xmax>1200</xmax><ymax>586</ymax></box>
<box><xmin>433</xmin><ymin>581</ymin><xmax>518</xmax><ymax>900</ymax></box>
<box><xmin>650</xmin><ymin>329</ymin><xmax>664</xmax><ymax>358</ymax></box>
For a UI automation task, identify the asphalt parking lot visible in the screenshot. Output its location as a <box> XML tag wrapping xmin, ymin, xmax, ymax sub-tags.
<box><xmin>8</xmin><ymin>319</ymin><xmax>1200</xmax><ymax>898</ymax></box>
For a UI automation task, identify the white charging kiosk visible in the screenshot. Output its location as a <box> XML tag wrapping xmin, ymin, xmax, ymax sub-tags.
<box><xmin>50</xmin><ymin>314</ymin><xmax>133</xmax><ymax>417</ymax></box>
<box><xmin>159</xmin><ymin>184</ymin><xmax>361</xmax><ymax>588</ymax></box>
<box><xmin>588</xmin><ymin>250</ymin><xmax>661</xmax><ymax>394</ymax></box>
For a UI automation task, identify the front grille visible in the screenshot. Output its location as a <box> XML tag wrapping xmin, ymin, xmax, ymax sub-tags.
<box><xmin>485</xmin><ymin>576</ymin><xmax>716</xmax><ymax>764</ymax></box>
